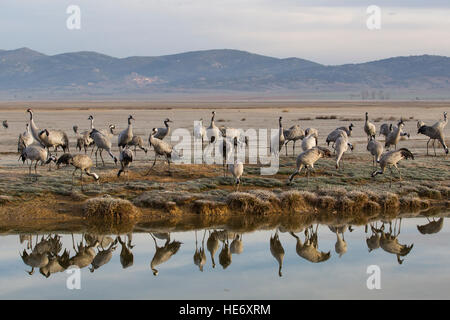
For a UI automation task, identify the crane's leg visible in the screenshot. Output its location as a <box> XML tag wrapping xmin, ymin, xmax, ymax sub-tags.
<box><xmin>432</xmin><ymin>139</ymin><xmax>436</xmax><ymax>156</ymax></box>
<box><xmin>143</xmin><ymin>155</ymin><xmax>158</xmax><ymax>176</ymax></box>
<box><xmin>94</xmin><ymin>148</ymin><xmax>98</xmax><ymax>167</ymax></box>
<box><xmin>389</xmin><ymin>166</ymin><xmax>394</xmax><ymax>188</ymax></box>
<box><xmin>285</xmin><ymin>141</ymin><xmax>288</xmax><ymax>156</ymax></box>
<box><xmin>80</xmin><ymin>171</ymin><xmax>84</xmax><ymax>190</ymax></box>
<box><xmin>293</xmin><ymin>141</ymin><xmax>296</xmax><ymax>155</ymax></box>
<box><xmin>34</xmin><ymin>161</ymin><xmax>38</xmax><ymax>179</ymax></box>
<box><xmin>426</xmin><ymin>138</ymin><xmax>430</xmax><ymax>156</ymax></box>
<box><xmin>99</xmin><ymin>149</ymin><xmax>105</xmax><ymax>166</ymax></box>
<box><xmin>394</xmin><ymin>164</ymin><xmax>402</xmax><ymax>187</ymax></box>
<box><xmin>72</xmin><ymin>168</ymin><xmax>77</xmax><ymax>187</ymax></box>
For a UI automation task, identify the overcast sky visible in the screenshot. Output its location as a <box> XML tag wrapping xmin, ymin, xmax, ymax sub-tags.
<box><xmin>1</xmin><ymin>0</ymin><xmax>450</xmax><ymax>64</ymax></box>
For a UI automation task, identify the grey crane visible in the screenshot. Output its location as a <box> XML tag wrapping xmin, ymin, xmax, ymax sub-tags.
<box><xmin>417</xmin><ymin>112</ymin><xmax>448</xmax><ymax>155</ymax></box>
<box><xmin>364</xmin><ymin>112</ymin><xmax>376</xmax><ymax>141</ymax></box>
<box><xmin>326</xmin><ymin>123</ymin><xmax>354</xmax><ymax>147</ymax></box>
<box><xmin>334</xmin><ymin>133</ymin><xmax>353</xmax><ymax>170</ymax></box>
<box><xmin>194</xmin><ymin>118</ymin><xmax>207</xmax><ymax>144</ymax></box>
<box><xmin>227</xmin><ymin>160</ymin><xmax>244</xmax><ymax>190</ymax></box>
<box><xmin>26</xmin><ymin>108</ymin><xmax>70</xmax><ymax>154</ymax></box>
<box><xmin>270</xmin><ymin>116</ymin><xmax>285</xmax><ymax>155</ymax></box>
<box><xmin>367</xmin><ymin>136</ymin><xmax>384</xmax><ymax>167</ymax></box>
<box><xmin>74</xmin><ymin>115</ymin><xmax>95</xmax><ymax>154</ymax></box>
<box><xmin>288</xmin><ymin>147</ymin><xmax>332</xmax><ymax>184</ymax></box>
<box><xmin>89</xmin><ymin>128</ymin><xmax>118</xmax><ymax>166</ymax></box>
<box><xmin>118</xmin><ymin>115</ymin><xmax>135</xmax><ymax>150</ymax></box>
<box><xmin>206</xmin><ymin>111</ymin><xmax>222</xmax><ymax>143</ymax></box>
<box><xmin>153</xmin><ymin>118</ymin><xmax>172</xmax><ymax>141</ymax></box>
<box><xmin>18</xmin><ymin>123</ymin><xmax>34</xmax><ymax>153</ymax></box>
<box><xmin>283</xmin><ymin>124</ymin><xmax>305</xmax><ymax>156</ymax></box>
<box><xmin>145</xmin><ymin>127</ymin><xmax>174</xmax><ymax>174</ymax></box>
<box><xmin>127</xmin><ymin>135</ymin><xmax>148</xmax><ymax>155</ymax></box>
<box><xmin>371</xmin><ymin>148</ymin><xmax>414</xmax><ymax>187</ymax></box>
<box><xmin>60</xmin><ymin>154</ymin><xmax>99</xmax><ymax>189</ymax></box>
<box><xmin>19</xmin><ymin>145</ymin><xmax>56</xmax><ymax>179</ymax></box>
<box><xmin>385</xmin><ymin>119</ymin><xmax>406</xmax><ymax>150</ymax></box>
<box><xmin>38</xmin><ymin>129</ymin><xmax>70</xmax><ymax>155</ymax></box>
<box><xmin>118</xmin><ymin>147</ymin><xmax>133</xmax><ymax>182</ymax></box>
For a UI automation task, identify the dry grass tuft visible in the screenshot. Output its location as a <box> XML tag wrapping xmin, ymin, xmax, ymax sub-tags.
<box><xmin>317</xmin><ymin>196</ymin><xmax>336</xmax><ymax>210</ymax></box>
<box><xmin>279</xmin><ymin>190</ymin><xmax>315</xmax><ymax>212</ymax></box>
<box><xmin>83</xmin><ymin>196</ymin><xmax>141</xmax><ymax>220</ymax></box>
<box><xmin>192</xmin><ymin>200</ymin><xmax>228</xmax><ymax>215</ymax></box>
<box><xmin>227</xmin><ymin>192</ymin><xmax>272</xmax><ymax>215</ymax></box>
<box><xmin>379</xmin><ymin>192</ymin><xmax>400</xmax><ymax>211</ymax></box>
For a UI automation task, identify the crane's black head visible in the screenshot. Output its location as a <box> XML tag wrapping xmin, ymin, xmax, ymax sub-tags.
<box><xmin>152</xmin><ymin>127</ymin><xmax>158</xmax><ymax>134</ymax></box>
<box><xmin>349</xmin><ymin>123</ymin><xmax>354</xmax><ymax>130</ymax></box>
<box><xmin>128</xmin><ymin>115</ymin><xmax>134</xmax><ymax>121</ymax></box>
<box><xmin>45</xmin><ymin>155</ymin><xmax>57</xmax><ymax>164</ymax></box>
<box><xmin>39</xmin><ymin>129</ymin><xmax>49</xmax><ymax>137</ymax></box>
<box><xmin>398</xmin><ymin>119</ymin><xmax>405</xmax><ymax>127</ymax></box>
<box><xmin>88</xmin><ymin>115</ymin><xmax>93</xmax><ymax>120</ymax></box>
<box><xmin>26</xmin><ymin>108</ymin><xmax>32</xmax><ymax>113</ymax></box>
<box><xmin>164</xmin><ymin>118</ymin><xmax>172</xmax><ymax>123</ymax></box>
<box><xmin>56</xmin><ymin>154</ymin><xmax>73</xmax><ymax>168</ymax></box>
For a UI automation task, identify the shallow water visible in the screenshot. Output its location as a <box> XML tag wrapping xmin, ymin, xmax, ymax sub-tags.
<box><xmin>0</xmin><ymin>216</ymin><xmax>449</xmax><ymax>299</ymax></box>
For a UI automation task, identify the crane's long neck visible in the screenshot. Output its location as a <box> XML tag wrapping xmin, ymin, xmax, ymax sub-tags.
<box><xmin>127</xmin><ymin>119</ymin><xmax>133</xmax><ymax>134</ymax></box>
<box><xmin>211</xmin><ymin>113</ymin><xmax>215</xmax><ymax>127</ymax></box>
<box><xmin>164</xmin><ymin>120</ymin><xmax>170</xmax><ymax>128</ymax></box>
<box><xmin>90</xmin><ymin>118</ymin><xmax>94</xmax><ymax>130</ymax></box>
<box><xmin>28</xmin><ymin>112</ymin><xmax>41</xmax><ymax>142</ymax></box>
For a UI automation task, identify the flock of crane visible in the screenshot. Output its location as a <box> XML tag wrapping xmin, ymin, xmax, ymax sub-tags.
<box><xmin>8</xmin><ymin>108</ymin><xmax>449</xmax><ymax>189</ymax></box>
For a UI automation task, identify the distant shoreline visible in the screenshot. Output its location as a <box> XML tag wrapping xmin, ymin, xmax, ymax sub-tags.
<box><xmin>0</xmin><ymin>100</ymin><xmax>449</xmax><ymax>111</ymax></box>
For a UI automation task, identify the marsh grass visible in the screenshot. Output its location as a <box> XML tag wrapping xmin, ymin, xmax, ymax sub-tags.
<box><xmin>84</xmin><ymin>196</ymin><xmax>141</xmax><ymax>220</ymax></box>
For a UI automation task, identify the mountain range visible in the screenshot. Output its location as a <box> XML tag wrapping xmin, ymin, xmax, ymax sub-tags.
<box><xmin>1</xmin><ymin>47</ymin><xmax>450</xmax><ymax>99</ymax></box>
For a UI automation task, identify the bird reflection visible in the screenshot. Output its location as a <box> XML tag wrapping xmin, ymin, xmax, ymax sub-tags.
<box><xmin>230</xmin><ymin>234</ymin><xmax>243</xmax><ymax>255</ymax></box>
<box><xmin>150</xmin><ymin>233</ymin><xmax>181</xmax><ymax>276</ymax></box>
<box><xmin>270</xmin><ymin>231</ymin><xmax>285</xmax><ymax>277</ymax></box>
<box><xmin>20</xmin><ymin>234</ymin><xmax>64</xmax><ymax>276</ymax></box>
<box><xmin>417</xmin><ymin>217</ymin><xmax>444</xmax><ymax>235</ymax></box>
<box><xmin>90</xmin><ymin>240</ymin><xmax>117</xmax><ymax>273</ymax></box>
<box><xmin>290</xmin><ymin>225</ymin><xmax>331</xmax><ymax>263</ymax></box>
<box><xmin>118</xmin><ymin>235</ymin><xmax>134</xmax><ymax>269</ymax></box>
<box><xmin>365</xmin><ymin>222</ymin><xmax>381</xmax><ymax>253</ymax></box>
<box><xmin>193</xmin><ymin>230</ymin><xmax>207</xmax><ymax>272</ymax></box>
<box><xmin>207</xmin><ymin>230</ymin><xmax>220</xmax><ymax>268</ymax></box>
<box><xmin>376</xmin><ymin>219</ymin><xmax>414</xmax><ymax>264</ymax></box>
<box><xmin>328</xmin><ymin>225</ymin><xmax>352</xmax><ymax>258</ymax></box>
<box><xmin>218</xmin><ymin>238</ymin><xmax>232</xmax><ymax>270</ymax></box>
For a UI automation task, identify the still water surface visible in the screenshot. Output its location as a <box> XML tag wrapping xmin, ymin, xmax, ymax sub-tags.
<box><xmin>0</xmin><ymin>216</ymin><xmax>449</xmax><ymax>299</ymax></box>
